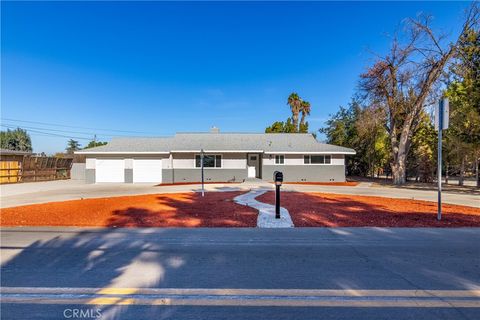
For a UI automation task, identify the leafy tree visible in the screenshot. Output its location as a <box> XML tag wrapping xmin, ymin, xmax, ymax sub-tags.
<box><xmin>444</xmin><ymin>27</ymin><xmax>480</xmax><ymax>186</ymax></box>
<box><xmin>406</xmin><ymin>112</ymin><xmax>437</xmax><ymax>182</ymax></box>
<box><xmin>320</xmin><ymin>105</ymin><xmax>357</xmax><ymax>147</ymax></box>
<box><xmin>66</xmin><ymin>139</ymin><xmax>81</xmax><ymax>155</ymax></box>
<box><xmin>0</xmin><ymin>128</ymin><xmax>32</xmax><ymax>152</ymax></box>
<box><xmin>354</xmin><ymin>105</ymin><xmax>390</xmax><ymax>178</ymax></box>
<box><xmin>360</xmin><ymin>7</ymin><xmax>478</xmax><ymax>185</ymax></box>
<box><xmin>265</xmin><ymin>118</ymin><xmax>296</xmax><ymax>133</ymax></box>
<box><xmin>320</xmin><ymin>100</ymin><xmax>390</xmax><ymax>178</ymax></box>
<box><xmin>84</xmin><ymin>140</ymin><xmax>108</xmax><ymax>149</ymax></box>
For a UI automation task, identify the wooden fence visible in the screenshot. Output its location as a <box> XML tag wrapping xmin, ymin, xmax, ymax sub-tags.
<box><xmin>0</xmin><ymin>155</ymin><xmax>73</xmax><ymax>184</ymax></box>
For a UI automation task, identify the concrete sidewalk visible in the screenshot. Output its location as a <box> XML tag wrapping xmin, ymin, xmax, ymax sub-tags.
<box><xmin>1</xmin><ymin>179</ymin><xmax>478</xmax><ymax>208</ymax></box>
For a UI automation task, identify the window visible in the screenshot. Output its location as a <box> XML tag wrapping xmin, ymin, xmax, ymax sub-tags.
<box><xmin>311</xmin><ymin>155</ymin><xmax>324</xmax><ymax>164</ymax></box>
<box><xmin>275</xmin><ymin>155</ymin><xmax>284</xmax><ymax>164</ymax></box>
<box><xmin>195</xmin><ymin>154</ymin><xmax>222</xmax><ymax>168</ymax></box>
<box><xmin>304</xmin><ymin>155</ymin><xmax>331</xmax><ymax>164</ymax></box>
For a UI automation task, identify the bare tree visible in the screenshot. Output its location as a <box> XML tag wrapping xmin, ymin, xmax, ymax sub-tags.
<box><xmin>360</xmin><ymin>4</ymin><xmax>479</xmax><ymax>185</ymax></box>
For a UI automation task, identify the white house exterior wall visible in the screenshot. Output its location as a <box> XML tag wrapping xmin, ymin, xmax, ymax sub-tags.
<box><xmin>263</xmin><ymin>154</ymin><xmax>344</xmax><ymax>166</ymax></box>
<box><xmin>85</xmin><ymin>153</ymin><xmax>347</xmax><ymax>184</ymax></box>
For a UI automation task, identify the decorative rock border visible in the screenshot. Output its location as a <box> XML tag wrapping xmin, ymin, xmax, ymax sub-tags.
<box><xmin>234</xmin><ymin>189</ymin><xmax>294</xmax><ymax>228</ymax></box>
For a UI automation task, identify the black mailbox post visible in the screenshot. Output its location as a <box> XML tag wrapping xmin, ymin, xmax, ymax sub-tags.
<box><xmin>273</xmin><ymin>171</ymin><xmax>283</xmax><ymax>219</ymax></box>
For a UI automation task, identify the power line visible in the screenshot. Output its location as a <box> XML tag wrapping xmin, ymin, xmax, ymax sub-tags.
<box><xmin>1</xmin><ymin>123</ymin><xmax>132</xmax><ymax>138</ymax></box>
<box><xmin>1</xmin><ymin>118</ymin><xmax>158</xmax><ymax>135</ymax></box>
<box><xmin>1</xmin><ymin>124</ymin><xmax>93</xmax><ymax>141</ymax></box>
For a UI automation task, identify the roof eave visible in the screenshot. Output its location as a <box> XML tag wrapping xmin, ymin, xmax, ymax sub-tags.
<box><xmin>264</xmin><ymin>151</ymin><xmax>356</xmax><ymax>155</ymax></box>
<box><xmin>74</xmin><ymin>151</ymin><xmax>170</xmax><ymax>155</ymax></box>
<box><xmin>170</xmin><ymin>150</ymin><xmax>264</xmax><ymax>153</ymax></box>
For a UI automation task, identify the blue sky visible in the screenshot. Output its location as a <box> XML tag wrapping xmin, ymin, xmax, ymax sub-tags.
<box><xmin>1</xmin><ymin>1</ymin><xmax>470</xmax><ymax>154</ymax></box>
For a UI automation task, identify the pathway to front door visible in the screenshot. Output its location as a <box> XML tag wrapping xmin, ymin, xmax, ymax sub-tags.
<box><xmin>234</xmin><ymin>189</ymin><xmax>294</xmax><ymax>228</ymax></box>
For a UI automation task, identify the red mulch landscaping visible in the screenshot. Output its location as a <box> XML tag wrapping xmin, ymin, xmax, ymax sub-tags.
<box><xmin>0</xmin><ymin>192</ymin><xmax>257</xmax><ymax>228</ymax></box>
<box><xmin>256</xmin><ymin>191</ymin><xmax>480</xmax><ymax>227</ymax></box>
<box><xmin>156</xmin><ymin>182</ymin><xmax>237</xmax><ymax>187</ymax></box>
<box><xmin>283</xmin><ymin>182</ymin><xmax>359</xmax><ymax>186</ymax></box>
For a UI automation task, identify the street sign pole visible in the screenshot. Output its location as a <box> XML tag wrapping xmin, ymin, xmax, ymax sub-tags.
<box><xmin>201</xmin><ymin>149</ymin><xmax>205</xmax><ymax>197</ymax></box>
<box><xmin>437</xmin><ymin>99</ymin><xmax>443</xmax><ymax>221</ymax></box>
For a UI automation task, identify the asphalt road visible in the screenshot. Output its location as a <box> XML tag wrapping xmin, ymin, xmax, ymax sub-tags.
<box><xmin>1</xmin><ymin>227</ymin><xmax>479</xmax><ymax>319</ymax></box>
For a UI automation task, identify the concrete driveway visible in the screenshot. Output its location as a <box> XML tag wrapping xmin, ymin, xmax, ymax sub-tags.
<box><xmin>1</xmin><ymin>179</ymin><xmax>478</xmax><ymax>208</ymax></box>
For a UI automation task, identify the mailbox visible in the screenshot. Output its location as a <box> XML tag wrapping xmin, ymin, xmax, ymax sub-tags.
<box><xmin>273</xmin><ymin>171</ymin><xmax>283</xmax><ymax>186</ymax></box>
<box><xmin>273</xmin><ymin>171</ymin><xmax>283</xmax><ymax>219</ymax></box>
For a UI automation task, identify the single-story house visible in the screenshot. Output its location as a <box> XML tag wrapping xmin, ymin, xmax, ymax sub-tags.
<box><xmin>75</xmin><ymin>129</ymin><xmax>355</xmax><ymax>184</ymax></box>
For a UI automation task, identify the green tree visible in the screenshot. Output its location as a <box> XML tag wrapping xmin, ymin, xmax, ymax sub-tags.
<box><xmin>84</xmin><ymin>140</ymin><xmax>108</xmax><ymax>149</ymax></box>
<box><xmin>354</xmin><ymin>105</ymin><xmax>390</xmax><ymax>178</ymax></box>
<box><xmin>320</xmin><ymin>101</ymin><xmax>390</xmax><ymax>177</ymax></box>
<box><xmin>0</xmin><ymin>128</ymin><xmax>32</xmax><ymax>152</ymax></box>
<box><xmin>406</xmin><ymin>112</ymin><xmax>437</xmax><ymax>182</ymax></box>
<box><xmin>265</xmin><ymin>118</ymin><xmax>296</xmax><ymax>133</ymax></box>
<box><xmin>320</xmin><ymin>103</ymin><xmax>358</xmax><ymax>148</ymax></box>
<box><xmin>66</xmin><ymin>139</ymin><xmax>81</xmax><ymax>155</ymax></box>
<box><xmin>444</xmin><ymin>27</ymin><xmax>480</xmax><ymax>186</ymax></box>
<box><xmin>360</xmin><ymin>8</ymin><xmax>478</xmax><ymax>185</ymax></box>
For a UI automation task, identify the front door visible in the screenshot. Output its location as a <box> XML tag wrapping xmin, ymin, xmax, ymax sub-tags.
<box><xmin>247</xmin><ymin>154</ymin><xmax>261</xmax><ymax>178</ymax></box>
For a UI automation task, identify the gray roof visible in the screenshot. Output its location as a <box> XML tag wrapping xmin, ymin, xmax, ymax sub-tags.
<box><xmin>76</xmin><ymin>133</ymin><xmax>355</xmax><ymax>154</ymax></box>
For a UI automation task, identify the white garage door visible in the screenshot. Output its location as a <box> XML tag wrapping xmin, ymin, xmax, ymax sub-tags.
<box><xmin>96</xmin><ymin>159</ymin><xmax>125</xmax><ymax>183</ymax></box>
<box><xmin>133</xmin><ymin>159</ymin><xmax>162</xmax><ymax>183</ymax></box>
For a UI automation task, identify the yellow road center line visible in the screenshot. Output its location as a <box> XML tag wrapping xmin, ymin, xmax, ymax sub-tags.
<box><xmin>96</xmin><ymin>288</ymin><xmax>138</xmax><ymax>295</ymax></box>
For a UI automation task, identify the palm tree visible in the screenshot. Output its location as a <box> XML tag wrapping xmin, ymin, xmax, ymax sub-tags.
<box><xmin>300</xmin><ymin>100</ymin><xmax>311</xmax><ymax>132</ymax></box>
<box><xmin>287</xmin><ymin>92</ymin><xmax>302</xmax><ymax>132</ymax></box>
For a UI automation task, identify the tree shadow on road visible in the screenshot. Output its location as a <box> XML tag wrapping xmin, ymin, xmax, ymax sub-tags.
<box><xmin>0</xmin><ymin>192</ymin><xmax>257</xmax><ymax>319</ymax></box>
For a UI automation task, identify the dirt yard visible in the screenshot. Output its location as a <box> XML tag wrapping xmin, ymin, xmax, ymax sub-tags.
<box><xmin>0</xmin><ymin>192</ymin><xmax>257</xmax><ymax>228</ymax></box>
<box><xmin>256</xmin><ymin>191</ymin><xmax>480</xmax><ymax>227</ymax></box>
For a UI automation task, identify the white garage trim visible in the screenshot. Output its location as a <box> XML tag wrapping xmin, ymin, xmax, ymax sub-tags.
<box><xmin>96</xmin><ymin>159</ymin><xmax>125</xmax><ymax>183</ymax></box>
<box><xmin>133</xmin><ymin>159</ymin><xmax>162</xmax><ymax>183</ymax></box>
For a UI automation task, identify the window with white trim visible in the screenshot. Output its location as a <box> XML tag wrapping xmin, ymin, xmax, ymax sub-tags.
<box><xmin>303</xmin><ymin>155</ymin><xmax>331</xmax><ymax>164</ymax></box>
<box><xmin>195</xmin><ymin>155</ymin><xmax>222</xmax><ymax>168</ymax></box>
<box><xmin>275</xmin><ymin>155</ymin><xmax>285</xmax><ymax>164</ymax></box>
